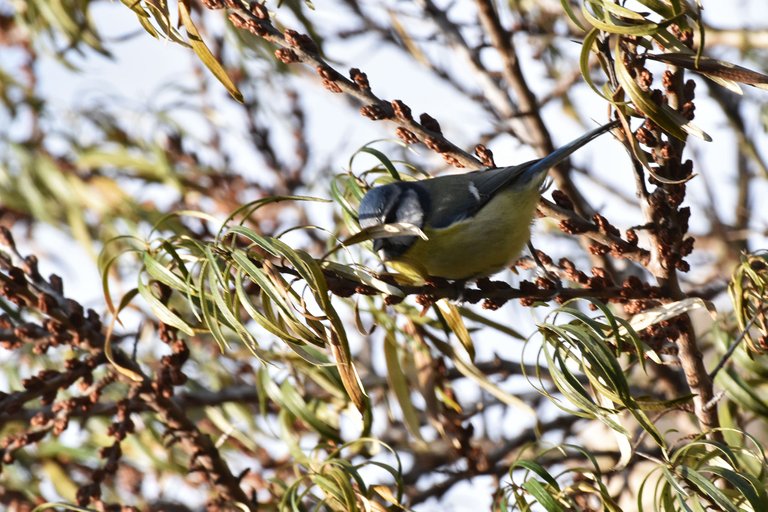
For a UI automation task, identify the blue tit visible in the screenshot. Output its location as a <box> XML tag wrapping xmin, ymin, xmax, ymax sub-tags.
<box><xmin>357</xmin><ymin>120</ymin><xmax>619</xmax><ymax>280</ymax></box>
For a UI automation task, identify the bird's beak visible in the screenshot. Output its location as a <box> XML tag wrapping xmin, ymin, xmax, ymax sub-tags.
<box><xmin>373</xmin><ymin>239</ymin><xmax>384</xmax><ymax>252</ymax></box>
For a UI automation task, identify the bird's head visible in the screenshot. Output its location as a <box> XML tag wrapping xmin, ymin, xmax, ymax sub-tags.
<box><xmin>358</xmin><ymin>182</ymin><xmax>430</xmax><ymax>258</ymax></box>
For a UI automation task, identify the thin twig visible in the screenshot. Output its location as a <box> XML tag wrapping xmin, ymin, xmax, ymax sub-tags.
<box><xmin>708</xmin><ymin>311</ymin><xmax>761</xmax><ymax>380</ymax></box>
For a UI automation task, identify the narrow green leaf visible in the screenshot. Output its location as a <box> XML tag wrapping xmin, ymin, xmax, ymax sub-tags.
<box><xmin>277</xmin><ymin>380</ymin><xmax>343</xmax><ymax>443</ymax></box>
<box><xmin>203</xmin><ymin>246</ymin><xmax>256</xmax><ymax>346</ymax></box>
<box><xmin>435</xmin><ymin>299</ymin><xmax>475</xmax><ymax>361</ymax></box>
<box><xmin>33</xmin><ymin>503</ymin><xmax>95</xmax><ymax>512</ymax></box>
<box><xmin>231</xmin><ymin>248</ymin><xmax>323</xmax><ymax>344</ymax></box>
<box><xmin>457</xmin><ymin>306</ymin><xmax>525</xmax><ymax>339</ymax></box>
<box><xmin>178</xmin><ymin>0</ymin><xmax>243</xmax><ymax>102</ymax></box>
<box><xmin>137</xmin><ymin>278</ymin><xmax>194</xmax><ymax>336</ymax></box>
<box><xmin>512</xmin><ymin>461</ymin><xmax>560</xmax><ymax>490</ymax></box>
<box><xmin>143</xmin><ymin>252</ymin><xmax>189</xmax><ymax>292</ymax></box>
<box><xmin>384</xmin><ymin>333</ymin><xmax>426</xmax><ymax>442</ymax></box>
<box><xmin>582</xmin><ymin>2</ymin><xmax>660</xmax><ymax>35</ymax></box>
<box><xmin>704</xmin><ymin>466</ymin><xmax>768</xmax><ymax>510</ymax></box>
<box><xmin>522</xmin><ymin>479</ymin><xmax>564</xmax><ymax>512</ymax></box>
<box><xmin>432</xmin><ymin>337</ymin><xmax>535</xmax><ymax>415</ymax></box>
<box><xmin>596</xmin><ymin>0</ymin><xmax>647</xmax><ymax>21</ymax></box>
<box><xmin>322</xmin><ymin>261</ymin><xmax>404</xmax><ymax>297</ymax></box>
<box><xmin>615</xmin><ymin>40</ymin><xmax>711</xmax><ymax>142</ymax></box>
<box><xmin>353</xmin><ymin>147</ymin><xmax>401</xmax><ymax>181</ymax></box>
<box><xmin>636</xmin><ymin>0</ymin><xmax>678</xmax><ymax>17</ymax></box>
<box><xmin>716</xmin><ymin>369</ymin><xmax>768</xmax><ymax>417</ymax></box>
<box><xmin>196</xmin><ymin>260</ymin><xmax>231</xmax><ymax>352</ymax></box>
<box><xmin>560</xmin><ymin>0</ymin><xmax>586</xmax><ymax>31</ymax></box>
<box><xmin>679</xmin><ymin>465</ymin><xmax>741</xmax><ymax>512</ymax></box>
<box><xmin>647</xmin><ymin>53</ymin><xmax>768</xmax><ymax>89</ymax></box>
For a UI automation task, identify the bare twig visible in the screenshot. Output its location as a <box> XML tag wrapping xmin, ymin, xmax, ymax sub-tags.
<box><xmin>709</xmin><ymin>310</ymin><xmax>761</xmax><ymax>380</ymax></box>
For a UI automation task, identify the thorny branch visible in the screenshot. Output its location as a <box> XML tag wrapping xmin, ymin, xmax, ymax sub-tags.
<box><xmin>225</xmin><ymin>1</ymin><xmax>482</xmax><ymax>169</ymax></box>
<box><xmin>611</xmin><ymin>32</ymin><xmax>718</xmax><ymax>435</ymax></box>
<box><xmin>0</xmin><ymin>228</ymin><xmax>255</xmax><ymax>510</ymax></box>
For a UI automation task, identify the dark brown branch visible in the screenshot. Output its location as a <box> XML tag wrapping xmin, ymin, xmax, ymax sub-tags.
<box><xmin>617</xmin><ymin>38</ymin><xmax>719</xmax><ymax>436</ymax></box>
<box><xmin>474</xmin><ymin>0</ymin><xmax>606</xmax><ymax>221</ymax></box>
<box><xmin>226</xmin><ymin>5</ymin><xmax>482</xmax><ymax>169</ymax></box>
<box><xmin>135</xmin><ymin>371</ymin><xmax>257</xmax><ymax>510</ymax></box>
<box><xmin>415</xmin><ymin>0</ymin><xmax>519</xmax><ymax>123</ymax></box>
<box><xmin>407</xmin><ymin>415</ymin><xmax>579</xmax><ymax>505</ymax></box>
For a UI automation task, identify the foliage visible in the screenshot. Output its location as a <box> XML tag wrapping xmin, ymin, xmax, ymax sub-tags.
<box><xmin>2</xmin><ymin>0</ymin><xmax>768</xmax><ymax>511</ymax></box>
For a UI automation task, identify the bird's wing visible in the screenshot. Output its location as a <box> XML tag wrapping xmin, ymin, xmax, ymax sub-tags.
<box><xmin>419</xmin><ymin>120</ymin><xmax>619</xmax><ymax>228</ymax></box>
<box><xmin>418</xmin><ymin>161</ymin><xmax>537</xmax><ymax>229</ymax></box>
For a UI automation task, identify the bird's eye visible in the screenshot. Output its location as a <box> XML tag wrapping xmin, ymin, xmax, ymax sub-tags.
<box><xmin>392</xmin><ymin>188</ymin><xmax>425</xmax><ymax>227</ymax></box>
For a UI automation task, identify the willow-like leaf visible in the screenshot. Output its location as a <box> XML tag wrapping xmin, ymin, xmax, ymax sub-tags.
<box><xmin>330</xmin><ymin>222</ymin><xmax>428</xmax><ymax>256</ymax></box>
<box><xmin>539</xmin><ymin>302</ymin><xmax>665</xmax><ymax>447</ymax></box>
<box><xmin>204</xmin><ymin>247</ymin><xmax>258</xmax><ymax>352</ymax></box>
<box><xmin>625</xmin><ymin>298</ymin><xmax>715</xmax><ymax>334</ymax></box>
<box><xmin>32</xmin><ymin>504</ymin><xmax>95</xmax><ymax>512</ymax></box>
<box><xmin>593</xmin><ymin>0</ymin><xmax>647</xmax><ymax>21</ymax></box>
<box><xmin>233</xmin><ymin>271</ymin><xmax>304</xmax><ymax>346</ymax></box>
<box><xmin>137</xmin><ymin>276</ymin><xmax>194</xmax><ymax>336</ymax></box>
<box><xmin>41</xmin><ymin>459</ymin><xmax>78</xmax><ymax>503</ymax></box>
<box><xmin>204</xmin><ymin>405</ymin><xmax>260</xmax><ymax>453</ymax></box>
<box><xmin>104</xmin><ymin>313</ymin><xmax>143</xmax><ymax>383</ymax></box>
<box><xmin>522</xmin><ymin>479</ymin><xmax>564</xmax><ymax>512</ymax></box>
<box><xmin>276</xmin><ymin>379</ymin><xmax>343</xmax><ymax>443</ymax></box>
<box><xmin>322</xmin><ymin>261</ymin><xmax>404</xmax><ymax>297</ymax></box>
<box><xmin>652</xmin><ymin>430</ymin><xmax>768</xmax><ymax>510</ymax></box>
<box><xmin>647</xmin><ymin>53</ymin><xmax>768</xmax><ymax>91</ymax></box>
<box><xmin>196</xmin><ymin>258</ymin><xmax>231</xmax><ymax>352</ymax></box>
<box><xmin>120</xmin><ymin>0</ymin><xmax>186</xmax><ymax>44</ymax></box>
<box><xmin>301</xmin><ymin>360</ymin><xmax>349</xmax><ymax>402</ymax></box>
<box><xmin>678</xmin><ymin>465</ymin><xmax>740</xmax><ymax>512</ymax></box>
<box><xmin>330</xmin><ymin>173</ymin><xmax>366</xmax><ymax>226</ymax></box>
<box><xmin>615</xmin><ymin>38</ymin><xmax>711</xmax><ymax>142</ymax></box>
<box><xmin>230</xmin><ymin>247</ymin><xmax>324</xmax><ymax>345</ymax></box>
<box><xmin>705</xmin><ymin>466</ymin><xmax>767</xmax><ymax>510</ymax></box>
<box><xmin>142</xmin><ymin>251</ymin><xmax>189</xmax><ymax>293</ymax></box>
<box><xmin>559</xmin><ymin>0</ymin><xmax>586</xmax><ymax>31</ymax></box>
<box><xmin>228</xmin><ymin>224</ymin><xmax>370</xmax><ymax>415</ymax></box>
<box><xmin>99</xmin><ymin>235</ymin><xmax>145</xmax><ymax>317</ymax></box>
<box><xmin>77</xmin><ymin>147</ymin><xmax>170</xmax><ymax>180</ymax></box>
<box><xmin>384</xmin><ymin>333</ymin><xmax>426</xmax><ymax>443</ymax></box>
<box><xmin>729</xmin><ymin>251</ymin><xmax>768</xmax><ymax>354</ymax></box>
<box><xmin>457</xmin><ymin>306</ymin><xmax>525</xmax><ymax>340</ymax></box>
<box><xmin>223</xmin><ymin>196</ymin><xmax>328</xmax><ymax>238</ymax></box>
<box><xmin>582</xmin><ymin>0</ymin><xmax>660</xmax><ymax>36</ymax></box>
<box><xmin>291</xmin><ymin>248</ymin><xmax>370</xmax><ymax>416</ymax></box>
<box><xmin>658</xmin><ymin>465</ymin><xmax>690</xmax><ymax>509</ymax></box>
<box><xmin>435</xmin><ymin>299</ymin><xmax>475</xmax><ymax>361</ymax></box>
<box><xmin>512</xmin><ymin>460</ymin><xmax>561</xmax><ymax>490</ymax></box>
<box><xmin>509</xmin><ymin>444</ymin><xmax>621</xmax><ymax>511</ymax></box>
<box><xmin>579</xmin><ymin>28</ymin><xmax>615</xmax><ymax>102</ymax></box>
<box><xmin>432</xmin><ymin>337</ymin><xmax>535</xmax><ymax>415</ymax></box>
<box><xmin>177</xmin><ymin>1</ymin><xmax>242</xmax><ymax>102</ymax></box>
<box><xmin>349</xmin><ymin>145</ymin><xmax>402</xmax><ymax>181</ymax></box>
<box><xmin>24</xmin><ymin>0</ymin><xmax>109</xmax><ymax>57</ymax></box>
<box><xmin>635</xmin><ymin>0</ymin><xmax>679</xmax><ymax>18</ymax></box>
<box><xmin>716</xmin><ymin>369</ymin><xmax>768</xmax><ymax>417</ymax></box>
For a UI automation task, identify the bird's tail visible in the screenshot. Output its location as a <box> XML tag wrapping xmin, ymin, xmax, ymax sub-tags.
<box><xmin>523</xmin><ymin>119</ymin><xmax>620</xmax><ymax>183</ymax></box>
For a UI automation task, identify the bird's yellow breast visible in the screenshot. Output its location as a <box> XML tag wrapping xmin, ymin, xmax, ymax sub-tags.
<box><xmin>387</xmin><ymin>187</ymin><xmax>541</xmax><ymax>280</ymax></box>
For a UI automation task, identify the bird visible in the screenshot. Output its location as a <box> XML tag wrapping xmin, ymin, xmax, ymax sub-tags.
<box><xmin>357</xmin><ymin>120</ymin><xmax>619</xmax><ymax>281</ymax></box>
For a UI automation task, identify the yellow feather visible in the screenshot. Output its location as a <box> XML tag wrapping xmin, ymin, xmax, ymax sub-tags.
<box><xmin>387</xmin><ymin>186</ymin><xmax>541</xmax><ymax>280</ymax></box>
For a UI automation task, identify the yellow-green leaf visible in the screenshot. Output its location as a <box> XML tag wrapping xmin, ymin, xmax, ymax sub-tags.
<box><xmin>178</xmin><ymin>0</ymin><xmax>243</xmax><ymax>102</ymax></box>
